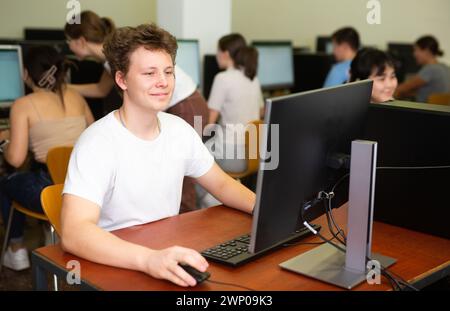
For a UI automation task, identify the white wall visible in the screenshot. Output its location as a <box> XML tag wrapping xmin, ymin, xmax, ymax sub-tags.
<box><xmin>158</xmin><ymin>0</ymin><xmax>231</xmax><ymax>55</ymax></box>
<box><xmin>232</xmin><ymin>0</ymin><xmax>450</xmax><ymax>64</ymax></box>
<box><xmin>0</xmin><ymin>0</ymin><xmax>157</xmax><ymax>39</ymax></box>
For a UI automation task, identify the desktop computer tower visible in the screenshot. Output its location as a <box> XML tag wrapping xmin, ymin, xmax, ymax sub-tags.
<box><xmin>364</xmin><ymin>101</ymin><xmax>450</xmax><ymax>239</ymax></box>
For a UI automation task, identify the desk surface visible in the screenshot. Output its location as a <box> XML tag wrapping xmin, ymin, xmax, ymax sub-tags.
<box><xmin>34</xmin><ymin>204</ymin><xmax>450</xmax><ymax>291</ymax></box>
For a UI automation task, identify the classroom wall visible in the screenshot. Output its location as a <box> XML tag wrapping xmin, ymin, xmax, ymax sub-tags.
<box><xmin>0</xmin><ymin>0</ymin><xmax>157</xmax><ymax>39</ymax></box>
<box><xmin>232</xmin><ymin>0</ymin><xmax>450</xmax><ymax>64</ymax></box>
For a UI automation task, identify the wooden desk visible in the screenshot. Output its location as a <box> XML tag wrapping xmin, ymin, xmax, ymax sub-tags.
<box><xmin>31</xmin><ymin>205</ymin><xmax>450</xmax><ymax>291</ymax></box>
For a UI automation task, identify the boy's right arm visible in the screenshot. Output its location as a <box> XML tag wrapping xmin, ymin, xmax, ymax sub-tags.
<box><xmin>61</xmin><ymin>194</ymin><xmax>209</xmax><ymax>287</ymax></box>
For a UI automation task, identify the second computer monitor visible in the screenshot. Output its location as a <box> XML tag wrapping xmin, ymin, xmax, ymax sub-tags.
<box><xmin>0</xmin><ymin>45</ymin><xmax>24</xmax><ymax>108</ymax></box>
<box><xmin>249</xmin><ymin>80</ymin><xmax>373</xmax><ymax>253</ymax></box>
<box><xmin>252</xmin><ymin>41</ymin><xmax>294</xmax><ymax>91</ymax></box>
<box><xmin>176</xmin><ymin>39</ymin><xmax>201</xmax><ymax>87</ymax></box>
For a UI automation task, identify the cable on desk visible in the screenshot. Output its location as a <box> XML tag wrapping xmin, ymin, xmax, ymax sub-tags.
<box><xmin>206</xmin><ymin>279</ymin><xmax>256</xmax><ymax>291</ymax></box>
<box><xmin>302</xmin><ymin>219</ymin><xmax>419</xmax><ymax>291</ymax></box>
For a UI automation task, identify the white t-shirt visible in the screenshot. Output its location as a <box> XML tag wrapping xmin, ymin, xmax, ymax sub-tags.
<box><xmin>63</xmin><ymin>111</ymin><xmax>214</xmax><ymax>231</ymax></box>
<box><xmin>169</xmin><ymin>65</ymin><xmax>197</xmax><ymax>108</ymax></box>
<box><xmin>208</xmin><ymin>68</ymin><xmax>264</xmax><ymax>154</ymax></box>
<box><xmin>104</xmin><ymin>62</ymin><xmax>196</xmax><ymax>108</ymax></box>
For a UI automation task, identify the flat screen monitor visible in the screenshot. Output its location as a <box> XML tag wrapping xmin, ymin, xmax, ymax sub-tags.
<box><xmin>176</xmin><ymin>39</ymin><xmax>201</xmax><ymax>87</ymax></box>
<box><xmin>252</xmin><ymin>41</ymin><xmax>294</xmax><ymax>90</ymax></box>
<box><xmin>249</xmin><ymin>80</ymin><xmax>373</xmax><ymax>253</ymax></box>
<box><xmin>0</xmin><ymin>45</ymin><xmax>24</xmax><ymax>108</ymax></box>
<box><xmin>24</xmin><ymin>28</ymin><xmax>66</xmax><ymax>41</ymax></box>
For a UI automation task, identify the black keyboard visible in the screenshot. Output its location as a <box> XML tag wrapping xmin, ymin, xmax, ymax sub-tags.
<box><xmin>201</xmin><ymin>224</ymin><xmax>321</xmax><ymax>266</ymax></box>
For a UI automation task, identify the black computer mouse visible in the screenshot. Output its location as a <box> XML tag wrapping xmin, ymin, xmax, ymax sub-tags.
<box><xmin>179</xmin><ymin>263</ymin><xmax>211</xmax><ymax>284</ymax></box>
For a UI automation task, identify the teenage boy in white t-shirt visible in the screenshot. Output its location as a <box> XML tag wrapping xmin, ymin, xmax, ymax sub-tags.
<box><xmin>61</xmin><ymin>24</ymin><xmax>256</xmax><ymax>288</ymax></box>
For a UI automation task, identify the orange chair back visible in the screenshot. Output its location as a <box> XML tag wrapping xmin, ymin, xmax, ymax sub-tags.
<box><xmin>428</xmin><ymin>93</ymin><xmax>450</xmax><ymax>106</ymax></box>
<box><xmin>40</xmin><ymin>184</ymin><xmax>64</xmax><ymax>236</ymax></box>
<box><xmin>227</xmin><ymin>120</ymin><xmax>263</xmax><ymax>179</ymax></box>
<box><xmin>46</xmin><ymin>146</ymin><xmax>73</xmax><ymax>184</ymax></box>
<box><xmin>245</xmin><ymin>120</ymin><xmax>263</xmax><ymax>175</ymax></box>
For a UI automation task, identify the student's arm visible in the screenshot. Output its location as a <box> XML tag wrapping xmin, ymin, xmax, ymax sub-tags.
<box><xmin>1</xmin><ymin>99</ymin><xmax>29</xmax><ymax>168</ymax></box>
<box><xmin>395</xmin><ymin>76</ymin><xmax>426</xmax><ymax>99</ymax></box>
<box><xmin>61</xmin><ymin>194</ymin><xmax>209</xmax><ymax>287</ymax></box>
<box><xmin>196</xmin><ymin>163</ymin><xmax>256</xmax><ymax>214</ymax></box>
<box><xmin>69</xmin><ymin>70</ymin><xmax>114</xmax><ymax>98</ymax></box>
<box><xmin>208</xmin><ymin>109</ymin><xmax>220</xmax><ymax>124</ymax></box>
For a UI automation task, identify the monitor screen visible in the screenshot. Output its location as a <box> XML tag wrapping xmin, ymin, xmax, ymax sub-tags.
<box><xmin>176</xmin><ymin>39</ymin><xmax>201</xmax><ymax>87</ymax></box>
<box><xmin>0</xmin><ymin>45</ymin><xmax>24</xmax><ymax>106</ymax></box>
<box><xmin>249</xmin><ymin>80</ymin><xmax>373</xmax><ymax>253</ymax></box>
<box><xmin>252</xmin><ymin>41</ymin><xmax>294</xmax><ymax>90</ymax></box>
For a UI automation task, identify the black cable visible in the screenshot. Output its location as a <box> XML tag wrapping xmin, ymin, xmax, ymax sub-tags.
<box><xmin>324</xmin><ymin>200</ymin><xmax>346</xmax><ymax>245</ymax></box>
<box><xmin>327</xmin><ymin>174</ymin><xmax>349</xmax><ymax>242</ymax></box>
<box><xmin>206</xmin><ymin>279</ymin><xmax>256</xmax><ymax>291</ymax></box>
<box><xmin>303</xmin><ymin>219</ymin><xmax>419</xmax><ymax>291</ymax></box>
<box><xmin>282</xmin><ymin>235</ymin><xmax>336</xmax><ymax>247</ymax></box>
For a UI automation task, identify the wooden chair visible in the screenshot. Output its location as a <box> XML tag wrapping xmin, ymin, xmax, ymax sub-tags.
<box><xmin>46</xmin><ymin>146</ymin><xmax>73</xmax><ymax>184</ymax></box>
<box><xmin>227</xmin><ymin>120</ymin><xmax>263</xmax><ymax>180</ymax></box>
<box><xmin>40</xmin><ymin>184</ymin><xmax>63</xmax><ymax>237</ymax></box>
<box><xmin>427</xmin><ymin>93</ymin><xmax>450</xmax><ymax>106</ymax></box>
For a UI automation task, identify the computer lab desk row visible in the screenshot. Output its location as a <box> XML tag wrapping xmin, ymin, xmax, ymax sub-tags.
<box><xmin>31</xmin><ymin>204</ymin><xmax>450</xmax><ymax>291</ymax></box>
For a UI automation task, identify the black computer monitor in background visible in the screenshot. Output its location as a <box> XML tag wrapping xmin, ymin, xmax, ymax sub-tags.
<box><xmin>249</xmin><ymin>80</ymin><xmax>373</xmax><ymax>253</ymax></box>
<box><xmin>387</xmin><ymin>43</ymin><xmax>420</xmax><ymax>83</ymax></box>
<box><xmin>24</xmin><ymin>28</ymin><xmax>66</xmax><ymax>41</ymax></box>
<box><xmin>176</xmin><ymin>39</ymin><xmax>201</xmax><ymax>87</ymax></box>
<box><xmin>202</xmin><ymin>54</ymin><xmax>222</xmax><ymax>100</ymax></box>
<box><xmin>316</xmin><ymin>36</ymin><xmax>333</xmax><ymax>54</ymax></box>
<box><xmin>252</xmin><ymin>41</ymin><xmax>295</xmax><ymax>91</ymax></box>
<box><xmin>292</xmin><ymin>52</ymin><xmax>335</xmax><ymax>92</ymax></box>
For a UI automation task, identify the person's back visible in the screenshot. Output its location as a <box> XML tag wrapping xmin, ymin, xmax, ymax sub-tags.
<box><xmin>0</xmin><ymin>45</ymin><xmax>93</xmax><ymax>271</ymax></box>
<box><xmin>416</xmin><ymin>62</ymin><xmax>450</xmax><ymax>102</ymax></box>
<box><xmin>210</xmin><ymin>68</ymin><xmax>261</xmax><ymax>127</ymax></box>
<box><xmin>207</xmin><ymin>35</ymin><xmax>263</xmax><ymax>174</ymax></box>
<box><xmin>24</xmin><ymin>87</ymin><xmax>91</xmax><ymax>162</ymax></box>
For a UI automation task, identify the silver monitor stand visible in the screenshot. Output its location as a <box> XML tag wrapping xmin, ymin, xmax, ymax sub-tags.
<box><xmin>280</xmin><ymin>140</ymin><xmax>396</xmax><ymax>289</ymax></box>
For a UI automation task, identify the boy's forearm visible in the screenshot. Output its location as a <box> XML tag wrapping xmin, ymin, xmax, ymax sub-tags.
<box><xmin>62</xmin><ymin>222</ymin><xmax>153</xmax><ymax>273</ymax></box>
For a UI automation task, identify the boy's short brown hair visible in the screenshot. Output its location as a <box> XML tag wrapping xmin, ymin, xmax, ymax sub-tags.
<box><xmin>103</xmin><ymin>23</ymin><xmax>178</xmax><ymax>90</ymax></box>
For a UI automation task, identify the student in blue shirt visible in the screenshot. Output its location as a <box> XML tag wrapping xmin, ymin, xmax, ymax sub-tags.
<box><xmin>323</xmin><ymin>27</ymin><xmax>360</xmax><ymax>87</ymax></box>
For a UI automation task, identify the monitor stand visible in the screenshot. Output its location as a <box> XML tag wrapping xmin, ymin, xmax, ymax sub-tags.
<box><xmin>280</xmin><ymin>140</ymin><xmax>396</xmax><ymax>289</ymax></box>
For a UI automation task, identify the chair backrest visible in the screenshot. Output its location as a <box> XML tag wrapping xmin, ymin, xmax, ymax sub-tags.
<box><xmin>428</xmin><ymin>93</ymin><xmax>450</xmax><ymax>106</ymax></box>
<box><xmin>40</xmin><ymin>184</ymin><xmax>64</xmax><ymax>236</ymax></box>
<box><xmin>46</xmin><ymin>146</ymin><xmax>73</xmax><ymax>184</ymax></box>
<box><xmin>245</xmin><ymin>120</ymin><xmax>263</xmax><ymax>175</ymax></box>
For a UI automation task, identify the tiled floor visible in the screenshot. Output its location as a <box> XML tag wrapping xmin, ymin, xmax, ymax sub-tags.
<box><xmin>0</xmin><ymin>217</ymin><xmax>44</xmax><ymax>290</ymax></box>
